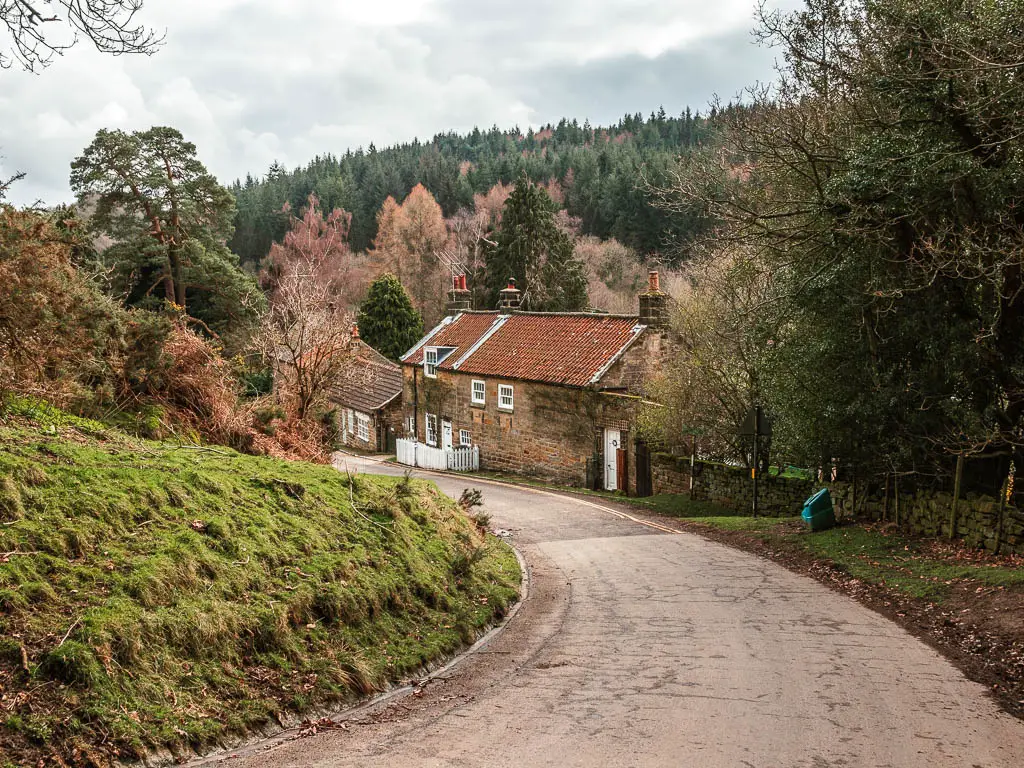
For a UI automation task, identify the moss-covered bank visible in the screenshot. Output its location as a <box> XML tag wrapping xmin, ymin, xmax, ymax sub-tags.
<box><xmin>0</xmin><ymin>406</ymin><xmax>519</xmax><ymax>766</ymax></box>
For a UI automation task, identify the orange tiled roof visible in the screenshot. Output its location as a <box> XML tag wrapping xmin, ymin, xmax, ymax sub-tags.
<box><xmin>403</xmin><ymin>312</ymin><xmax>500</xmax><ymax>365</ymax></box>
<box><xmin>403</xmin><ymin>311</ymin><xmax>645</xmax><ymax>388</ymax></box>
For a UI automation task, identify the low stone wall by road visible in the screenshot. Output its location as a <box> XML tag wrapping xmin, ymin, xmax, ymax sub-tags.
<box><xmin>651</xmin><ymin>453</ymin><xmax>1024</xmax><ymax>554</ymax></box>
<box><xmin>829</xmin><ymin>482</ymin><xmax>1024</xmax><ymax>555</ymax></box>
<box><xmin>651</xmin><ymin>453</ymin><xmax>814</xmax><ymax>517</ymax></box>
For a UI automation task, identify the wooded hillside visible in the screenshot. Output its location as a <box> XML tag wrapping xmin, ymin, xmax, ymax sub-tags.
<box><xmin>228</xmin><ymin>108</ymin><xmax>737</xmax><ymax>265</ymax></box>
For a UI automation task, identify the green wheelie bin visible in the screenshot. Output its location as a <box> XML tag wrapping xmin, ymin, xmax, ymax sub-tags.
<box><xmin>802</xmin><ymin>488</ymin><xmax>836</xmax><ymax>532</ymax></box>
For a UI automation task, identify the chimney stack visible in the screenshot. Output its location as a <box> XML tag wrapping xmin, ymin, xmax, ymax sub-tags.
<box><xmin>351</xmin><ymin>323</ymin><xmax>360</xmax><ymax>341</ymax></box>
<box><xmin>447</xmin><ymin>273</ymin><xmax>472</xmax><ymax>315</ymax></box>
<box><xmin>639</xmin><ymin>270</ymin><xmax>668</xmax><ymax>330</ymax></box>
<box><xmin>499</xmin><ymin>278</ymin><xmax>522</xmax><ymax>313</ymax></box>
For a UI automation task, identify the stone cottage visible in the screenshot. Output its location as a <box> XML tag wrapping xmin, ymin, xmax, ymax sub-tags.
<box><xmin>398</xmin><ymin>273</ymin><xmax>671</xmax><ymax>493</ymax></box>
<box><xmin>329</xmin><ymin>330</ymin><xmax>404</xmax><ymax>453</ymax></box>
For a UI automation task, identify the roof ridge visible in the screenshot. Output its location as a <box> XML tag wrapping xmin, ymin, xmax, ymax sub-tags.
<box><xmin>356</xmin><ymin>342</ymin><xmax>401</xmax><ymax>369</ymax></box>
<box><xmin>507</xmin><ymin>310</ymin><xmax>640</xmax><ymax>319</ymax></box>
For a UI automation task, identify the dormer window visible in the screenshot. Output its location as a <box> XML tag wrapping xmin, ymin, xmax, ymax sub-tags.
<box><xmin>423</xmin><ymin>346</ymin><xmax>455</xmax><ymax>379</ymax></box>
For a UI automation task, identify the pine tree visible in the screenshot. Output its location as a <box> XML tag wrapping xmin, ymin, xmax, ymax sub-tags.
<box><xmin>484</xmin><ymin>170</ymin><xmax>588</xmax><ymax>311</ymax></box>
<box><xmin>357</xmin><ymin>273</ymin><xmax>424</xmax><ymax>361</ymax></box>
<box><xmin>70</xmin><ymin>126</ymin><xmax>264</xmax><ymax>346</ymax></box>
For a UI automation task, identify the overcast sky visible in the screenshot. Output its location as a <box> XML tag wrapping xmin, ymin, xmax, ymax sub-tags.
<box><xmin>0</xmin><ymin>0</ymin><xmax>791</xmax><ymax>207</ymax></box>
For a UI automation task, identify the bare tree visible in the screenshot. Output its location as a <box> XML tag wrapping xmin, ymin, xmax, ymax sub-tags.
<box><xmin>0</xmin><ymin>168</ymin><xmax>24</xmax><ymax>200</ymax></box>
<box><xmin>639</xmin><ymin>248</ymin><xmax>776</xmax><ymax>464</ymax></box>
<box><xmin>256</xmin><ymin>264</ymin><xmax>353</xmax><ymax>421</ymax></box>
<box><xmin>261</xmin><ymin>194</ymin><xmax>368</xmax><ymax>311</ymax></box>
<box><xmin>1</xmin><ymin>0</ymin><xmax>162</xmax><ymax>72</ymax></box>
<box><xmin>653</xmin><ymin>0</ymin><xmax>1024</xmax><ymax>474</ymax></box>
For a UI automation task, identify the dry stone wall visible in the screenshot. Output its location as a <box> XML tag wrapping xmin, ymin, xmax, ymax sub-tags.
<box><xmin>651</xmin><ymin>453</ymin><xmax>1024</xmax><ymax>553</ymax></box>
<box><xmin>829</xmin><ymin>482</ymin><xmax>1024</xmax><ymax>555</ymax></box>
<box><xmin>651</xmin><ymin>453</ymin><xmax>814</xmax><ymax>517</ymax></box>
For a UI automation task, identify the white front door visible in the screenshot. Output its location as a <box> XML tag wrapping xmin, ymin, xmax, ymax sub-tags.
<box><xmin>442</xmin><ymin>420</ymin><xmax>454</xmax><ymax>451</ymax></box>
<box><xmin>604</xmin><ymin>428</ymin><xmax>620</xmax><ymax>490</ymax></box>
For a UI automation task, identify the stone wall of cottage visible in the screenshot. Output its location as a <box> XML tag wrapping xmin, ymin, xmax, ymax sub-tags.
<box><xmin>828</xmin><ymin>483</ymin><xmax>1024</xmax><ymax>555</ymax></box>
<box><xmin>650</xmin><ymin>452</ymin><xmax>815</xmax><ymax>517</ymax></box>
<box><xmin>335</xmin><ymin>407</ymin><xmax>377</xmax><ymax>452</ymax></box>
<box><xmin>379</xmin><ymin>399</ymin><xmax>403</xmax><ymax>448</ymax></box>
<box><xmin>599</xmin><ymin>327</ymin><xmax>673</xmax><ymax>394</ymax></box>
<box><xmin>335</xmin><ymin>400</ymin><xmax>403</xmax><ymax>453</ymax></box>
<box><xmin>402</xmin><ymin>366</ymin><xmax>638</xmax><ymax>489</ymax></box>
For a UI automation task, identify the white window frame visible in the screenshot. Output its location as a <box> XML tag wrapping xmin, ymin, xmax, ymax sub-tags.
<box><xmin>355</xmin><ymin>412</ymin><xmax>370</xmax><ymax>442</ymax></box>
<box><xmin>346</xmin><ymin>408</ymin><xmax>355</xmax><ymax>435</ymax></box>
<box><xmin>406</xmin><ymin>415</ymin><xmax>415</xmax><ymax>436</ymax></box>
<box><xmin>424</xmin><ymin>348</ymin><xmax>438</xmax><ymax>378</ymax></box>
<box><xmin>498</xmin><ymin>384</ymin><xmax>514</xmax><ymax>411</ymax></box>
<box><xmin>471</xmin><ymin>379</ymin><xmax>486</xmax><ymax>405</ymax></box>
<box><xmin>425</xmin><ymin>413</ymin><xmax>438</xmax><ymax>446</ymax></box>
<box><xmin>459</xmin><ymin>429</ymin><xmax>472</xmax><ymax>447</ymax></box>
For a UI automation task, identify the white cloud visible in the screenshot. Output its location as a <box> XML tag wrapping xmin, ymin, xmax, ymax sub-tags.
<box><xmin>0</xmin><ymin>0</ymin><xmax>789</xmax><ymax>206</ymax></box>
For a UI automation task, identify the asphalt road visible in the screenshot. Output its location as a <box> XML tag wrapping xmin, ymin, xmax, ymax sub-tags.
<box><xmin>207</xmin><ymin>456</ymin><xmax>1024</xmax><ymax>767</ymax></box>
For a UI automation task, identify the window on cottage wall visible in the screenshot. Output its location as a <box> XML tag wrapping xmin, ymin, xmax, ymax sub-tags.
<box><xmin>346</xmin><ymin>408</ymin><xmax>355</xmax><ymax>434</ymax></box>
<box><xmin>356</xmin><ymin>412</ymin><xmax>370</xmax><ymax>442</ymax></box>
<box><xmin>406</xmin><ymin>416</ymin><xmax>415</xmax><ymax>436</ymax></box>
<box><xmin>498</xmin><ymin>384</ymin><xmax>514</xmax><ymax>411</ymax></box>
<box><xmin>424</xmin><ymin>348</ymin><xmax>438</xmax><ymax>378</ymax></box>
<box><xmin>425</xmin><ymin>413</ymin><xmax>438</xmax><ymax>446</ymax></box>
<box><xmin>460</xmin><ymin>429</ymin><xmax>471</xmax><ymax>446</ymax></box>
<box><xmin>471</xmin><ymin>379</ymin><xmax>486</xmax><ymax>405</ymax></box>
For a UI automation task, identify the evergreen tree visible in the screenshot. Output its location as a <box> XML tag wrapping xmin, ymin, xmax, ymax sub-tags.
<box><xmin>70</xmin><ymin>126</ymin><xmax>263</xmax><ymax>347</ymax></box>
<box><xmin>484</xmin><ymin>171</ymin><xmax>588</xmax><ymax>312</ymax></box>
<box><xmin>357</xmin><ymin>273</ymin><xmax>424</xmax><ymax>361</ymax></box>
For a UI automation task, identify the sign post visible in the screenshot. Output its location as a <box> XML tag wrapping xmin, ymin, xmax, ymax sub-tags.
<box><xmin>739</xmin><ymin>406</ymin><xmax>772</xmax><ymax>518</ymax></box>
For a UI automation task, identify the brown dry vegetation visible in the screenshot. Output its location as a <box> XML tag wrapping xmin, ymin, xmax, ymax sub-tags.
<box><xmin>0</xmin><ymin>205</ymin><xmax>341</xmax><ymax>464</ymax></box>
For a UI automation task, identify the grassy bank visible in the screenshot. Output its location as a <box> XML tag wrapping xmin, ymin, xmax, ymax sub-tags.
<box><xmin>0</xmin><ymin>406</ymin><xmax>519</xmax><ymax>766</ymax></box>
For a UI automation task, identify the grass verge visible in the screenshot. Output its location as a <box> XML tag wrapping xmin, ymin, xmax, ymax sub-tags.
<box><xmin>0</xmin><ymin>407</ymin><xmax>519</xmax><ymax>767</ymax></box>
<box><xmin>685</xmin><ymin>516</ymin><xmax>1024</xmax><ymax>600</ymax></box>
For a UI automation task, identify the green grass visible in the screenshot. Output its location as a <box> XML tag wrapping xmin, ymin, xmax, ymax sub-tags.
<box><xmin>798</xmin><ymin>525</ymin><xmax>1024</xmax><ymax>599</ymax></box>
<box><xmin>673</xmin><ymin>505</ymin><xmax>1024</xmax><ymax>601</ymax></box>
<box><xmin>0</xmin><ymin>407</ymin><xmax>519</xmax><ymax>765</ymax></box>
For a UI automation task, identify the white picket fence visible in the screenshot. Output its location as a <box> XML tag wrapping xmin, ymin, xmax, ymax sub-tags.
<box><xmin>448</xmin><ymin>446</ymin><xmax>480</xmax><ymax>472</ymax></box>
<box><xmin>395</xmin><ymin>439</ymin><xmax>479</xmax><ymax>472</ymax></box>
